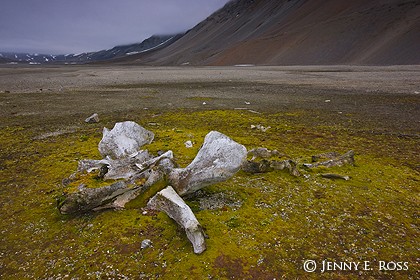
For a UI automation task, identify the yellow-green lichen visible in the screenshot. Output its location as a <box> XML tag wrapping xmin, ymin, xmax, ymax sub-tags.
<box><xmin>0</xmin><ymin>109</ymin><xmax>418</xmax><ymax>279</ymax></box>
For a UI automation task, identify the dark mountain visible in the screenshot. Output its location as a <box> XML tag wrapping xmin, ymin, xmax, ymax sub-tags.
<box><xmin>84</xmin><ymin>34</ymin><xmax>183</xmax><ymax>61</ymax></box>
<box><xmin>124</xmin><ymin>0</ymin><xmax>420</xmax><ymax>65</ymax></box>
<box><xmin>0</xmin><ymin>33</ymin><xmax>183</xmax><ymax>64</ymax></box>
<box><xmin>56</xmin><ymin>33</ymin><xmax>183</xmax><ymax>63</ymax></box>
<box><xmin>0</xmin><ymin>55</ymin><xmax>14</xmax><ymax>64</ymax></box>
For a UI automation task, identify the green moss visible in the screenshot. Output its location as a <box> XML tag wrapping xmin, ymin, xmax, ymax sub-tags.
<box><xmin>125</xmin><ymin>177</ymin><xmax>168</xmax><ymax>209</ymax></box>
<box><xmin>65</xmin><ymin>172</ymin><xmax>121</xmax><ymax>191</ymax></box>
<box><xmin>0</xmin><ymin>109</ymin><xmax>418</xmax><ymax>279</ymax></box>
<box><xmin>226</xmin><ymin>215</ymin><xmax>241</xmax><ymax>228</ymax></box>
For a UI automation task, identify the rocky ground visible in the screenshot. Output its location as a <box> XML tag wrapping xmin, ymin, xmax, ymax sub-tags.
<box><xmin>0</xmin><ymin>65</ymin><xmax>419</xmax><ymax>279</ymax></box>
<box><xmin>1</xmin><ymin>65</ymin><xmax>419</xmax><ymax>131</ymax></box>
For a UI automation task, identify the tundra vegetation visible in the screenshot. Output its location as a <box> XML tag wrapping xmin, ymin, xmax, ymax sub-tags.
<box><xmin>0</xmin><ymin>66</ymin><xmax>418</xmax><ymax>279</ymax></box>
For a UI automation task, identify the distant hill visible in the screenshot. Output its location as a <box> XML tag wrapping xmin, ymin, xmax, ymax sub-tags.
<box><xmin>0</xmin><ymin>33</ymin><xmax>183</xmax><ymax>64</ymax></box>
<box><xmin>85</xmin><ymin>34</ymin><xmax>183</xmax><ymax>61</ymax></box>
<box><xmin>125</xmin><ymin>0</ymin><xmax>420</xmax><ymax>65</ymax></box>
<box><xmin>0</xmin><ymin>56</ymin><xmax>14</xmax><ymax>64</ymax></box>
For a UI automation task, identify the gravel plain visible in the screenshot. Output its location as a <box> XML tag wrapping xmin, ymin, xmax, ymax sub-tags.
<box><xmin>0</xmin><ymin>65</ymin><xmax>419</xmax><ymax>133</ymax></box>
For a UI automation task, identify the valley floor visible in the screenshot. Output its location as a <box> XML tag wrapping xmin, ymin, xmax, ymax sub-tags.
<box><xmin>0</xmin><ymin>65</ymin><xmax>419</xmax><ymax>279</ymax></box>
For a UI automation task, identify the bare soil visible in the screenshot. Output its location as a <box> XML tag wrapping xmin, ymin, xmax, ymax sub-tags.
<box><xmin>1</xmin><ymin>65</ymin><xmax>419</xmax><ymax>132</ymax></box>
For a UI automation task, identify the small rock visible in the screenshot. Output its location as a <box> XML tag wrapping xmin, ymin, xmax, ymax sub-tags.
<box><xmin>325</xmin><ymin>99</ymin><xmax>331</xmax><ymax>103</ymax></box>
<box><xmin>261</xmin><ymin>126</ymin><xmax>271</xmax><ymax>132</ymax></box>
<box><xmin>85</xmin><ymin>113</ymin><xmax>99</xmax><ymax>124</ymax></box>
<box><xmin>141</xmin><ymin>239</ymin><xmax>152</xmax><ymax>249</ymax></box>
<box><xmin>250</xmin><ymin>124</ymin><xmax>271</xmax><ymax>132</ymax></box>
<box><xmin>184</xmin><ymin>140</ymin><xmax>193</xmax><ymax>148</ymax></box>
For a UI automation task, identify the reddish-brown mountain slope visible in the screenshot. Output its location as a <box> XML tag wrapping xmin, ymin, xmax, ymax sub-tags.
<box><xmin>126</xmin><ymin>0</ymin><xmax>420</xmax><ymax>65</ymax></box>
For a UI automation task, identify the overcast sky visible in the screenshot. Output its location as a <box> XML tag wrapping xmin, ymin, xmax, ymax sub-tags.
<box><xmin>0</xmin><ymin>0</ymin><xmax>229</xmax><ymax>55</ymax></box>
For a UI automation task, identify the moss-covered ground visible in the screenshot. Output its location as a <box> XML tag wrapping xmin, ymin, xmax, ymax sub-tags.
<box><xmin>0</xmin><ymin>107</ymin><xmax>418</xmax><ymax>279</ymax></box>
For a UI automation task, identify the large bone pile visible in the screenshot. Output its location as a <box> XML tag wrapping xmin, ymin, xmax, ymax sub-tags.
<box><xmin>58</xmin><ymin>121</ymin><xmax>247</xmax><ymax>254</ymax></box>
<box><xmin>58</xmin><ymin>121</ymin><xmax>355</xmax><ymax>254</ymax></box>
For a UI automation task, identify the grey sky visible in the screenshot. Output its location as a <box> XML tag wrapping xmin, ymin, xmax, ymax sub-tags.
<box><xmin>0</xmin><ymin>0</ymin><xmax>229</xmax><ymax>54</ymax></box>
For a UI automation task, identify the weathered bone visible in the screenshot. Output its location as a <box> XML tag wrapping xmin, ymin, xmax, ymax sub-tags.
<box><xmin>311</xmin><ymin>152</ymin><xmax>341</xmax><ymax>163</ymax></box>
<box><xmin>147</xmin><ymin>186</ymin><xmax>206</xmax><ymax>254</ymax></box>
<box><xmin>241</xmin><ymin>159</ymin><xmax>273</xmax><ymax>173</ymax></box>
<box><xmin>104</xmin><ymin>150</ymin><xmax>152</xmax><ymax>180</ymax></box>
<box><xmin>77</xmin><ymin>159</ymin><xmax>110</xmax><ymax>173</ymax></box>
<box><xmin>248</xmin><ymin>147</ymin><xmax>280</xmax><ymax>161</ymax></box>
<box><xmin>98</xmin><ymin>121</ymin><xmax>154</xmax><ymax>159</ymax></box>
<box><xmin>272</xmin><ymin>159</ymin><xmax>301</xmax><ymax>177</ymax></box>
<box><xmin>168</xmin><ymin>131</ymin><xmax>247</xmax><ymax>196</ymax></box>
<box><xmin>58</xmin><ymin>151</ymin><xmax>177</xmax><ymax>214</ymax></box>
<box><xmin>110</xmin><ymin>169</ymin><xmax>164</xmax><ymax>209</ymax></box>
<box><xmin>58</xmin><ymin>181</ymin><xmax>130</xmax><ymax>214</ymax></box>
<box><xmin>108</xmin><ymin>156</ymin><xmax>178</xmax><ymax>209</ymax></box>
<box><xmin>58</xmin><ymin>119</ymin><xmax>358</xmax><ymax>254</ymax></box>
<box><xmin>135</xmin><ymin>150</ymin><xmax>174</xmax><ymax>172</ymax></box>
<box><xmin>303</xmin><ymin>150</ymin><xmax>355</xmax><ymax>168</ymax></box>
<box><xmin>60</xmin><ymin>130</ymin><xmax>246</xmax><ymax>215</ymax></box>
<box><xmin>77</xmin><ymin>152</ymin><xmax>151</xmax><ymax>180</ymax></box>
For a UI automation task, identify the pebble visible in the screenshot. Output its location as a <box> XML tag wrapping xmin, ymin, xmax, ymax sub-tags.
<box><xmin>141</xmin><ymin>239</ymin><xmax>152</xmax><ymax>249</ymax></box>
<box><xmin>184</xmin><ymin>140</ymin><xmax>193</xmax><ymax>148</ymax></box>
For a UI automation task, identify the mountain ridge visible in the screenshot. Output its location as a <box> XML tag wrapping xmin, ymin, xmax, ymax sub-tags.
<box><xmin>0</xmin><ymin>33</ymin><xmax>183</xmax><ymax>64</ymax></box>
<box><xmin>124</xmin><ymin>0</ymin><xmax>420</xmax><ymax>65</ymax></box>
<box><xmin>2</xmin><ymin>0</ymin><xmax>418</xmax><ymax>66</ymax></box>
